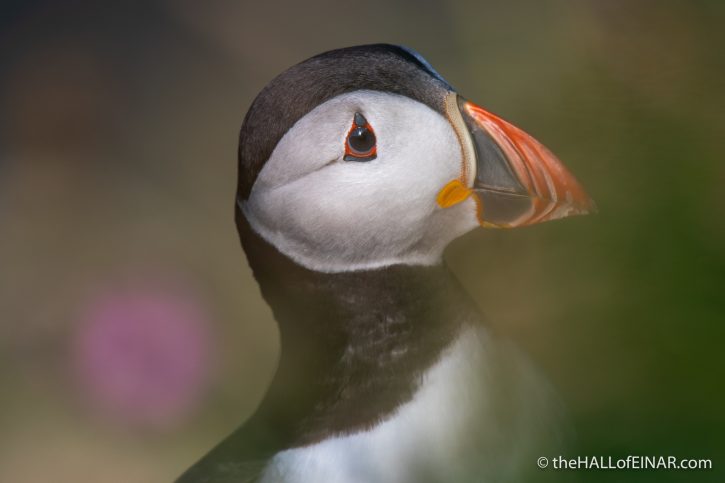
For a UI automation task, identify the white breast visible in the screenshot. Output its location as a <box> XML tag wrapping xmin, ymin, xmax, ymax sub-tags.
<box><xmin>258</xmin><ymin>325</ymin><xmax>564</xmax><ymax>483</ymax></box>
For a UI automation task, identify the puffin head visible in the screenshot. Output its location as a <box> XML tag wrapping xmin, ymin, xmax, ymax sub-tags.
<box><xmin>237</xmin><ymin>44</ymin><xmax>594</xmax><ymax>273</ymax></box>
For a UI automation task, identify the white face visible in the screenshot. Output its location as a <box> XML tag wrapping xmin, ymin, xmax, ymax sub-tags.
<box><xmin>242</xmin><ymin>90</ymin><xmax>479</xmax><ymax>273</ymax></box>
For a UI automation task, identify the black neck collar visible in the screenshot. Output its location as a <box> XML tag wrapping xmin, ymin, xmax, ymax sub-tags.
<box><xmin>237</xmin><ymin>210</ymin><xmax>480</xmax><ymax>442</ymax></box>
<box><xmin>181</xmin><ymin>212</ymin><xmax>481</xmax><ymax>480</ymax></box>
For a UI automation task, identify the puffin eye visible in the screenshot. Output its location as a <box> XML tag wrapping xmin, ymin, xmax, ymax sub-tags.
<box><xmin>344</xmin><ymin>112</ymin><xmax>377</xmax><ymax>162</ymax></box>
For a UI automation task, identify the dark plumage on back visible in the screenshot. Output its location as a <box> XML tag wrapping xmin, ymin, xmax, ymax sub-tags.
<box><xmin>237</xmin><ymin>44</ymin><xmax>453</xmax><ymax>199</ymax></box>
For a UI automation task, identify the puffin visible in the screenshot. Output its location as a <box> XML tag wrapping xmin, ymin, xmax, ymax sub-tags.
<box><xmin>178</xmin><ymin>44</ymin><xmax>594</xmax><ymax>483</ymax></box>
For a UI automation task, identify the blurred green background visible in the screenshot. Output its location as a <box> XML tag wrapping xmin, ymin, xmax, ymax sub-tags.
<box><xmin>0</xmin><ymin>1</ymin><xmax>723</xmax><ymax>482</ymax></box>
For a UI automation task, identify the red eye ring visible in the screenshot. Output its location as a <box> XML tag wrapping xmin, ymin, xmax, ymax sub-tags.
<box><xmin>344</xmin><ymin>112</ymin><xmax>377</xmax><ymax>162</ymax></box>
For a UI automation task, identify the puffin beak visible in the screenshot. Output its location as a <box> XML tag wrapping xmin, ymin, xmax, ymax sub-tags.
<box><xmin>439</xmin><ymin>93</ymin><xmax>595</xmax><ymax>227</ymax></box>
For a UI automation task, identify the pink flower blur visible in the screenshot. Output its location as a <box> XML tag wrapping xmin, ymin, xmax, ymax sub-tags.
<box><xmin>73</xmin><ymin>284</ymin><xmax>214</xmax><ymax>429</ymax></box>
